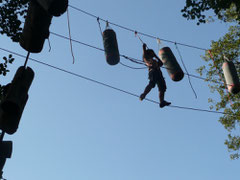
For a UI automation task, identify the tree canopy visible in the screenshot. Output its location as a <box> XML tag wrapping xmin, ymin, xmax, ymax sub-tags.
<box><xmin>181</xmin><ymin>0</ymin><xmax>240</xmax><ymax>24</ymax></box>
<box><xmin>182</xmin><ymin>0</ymin><xmax>240</xmax><ymax>159</ymax></box>
<box><xmin>0</xmin><ymin>54</ymin><xmax>14</xmax><ymax>101</ymax></box>
<box><xmin>0</xmin><ymin>0</ymin><xmax>26</xmax><ymax>101</ymax></box>
<box><xmin>197</xmin><ymin>26</ymin><xmax>240</xmax><ymax>159</ymax></box>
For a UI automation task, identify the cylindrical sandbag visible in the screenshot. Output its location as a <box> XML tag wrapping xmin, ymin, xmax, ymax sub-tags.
<box><xmin>0</xmin><ymin>66</ymin><xmax>34</xmax><ymax>134</ymax></box>
<box><xmin>0</xmin><ymin>95</ymin><xmax>29</xmax><ymax>135</ymax></box>
<box><xmin>103</xmin><ymin>29</ymin><xmax>120</xmax><ymax>65</ymax></box>
<box><xmin>222</xmin><ymin>61</ymin><xmax>240</xmax><ymax>94</ymax></box>
<box><xmin>36</xmin><ymin>0</ymin><xmax>68</xmax><ymax>16</ymax></box>
<box><xmin>0</xmin><ymin>141</ymin><xmax>13</xmax><ymax>158</ymax></box>
<box><xmin>159</xmin><ymin>47</ymin><xmax>184</xmax><ymax>81</ymax></box>
<box><xmin>20</xmin><ymin>0</ymin><xmax>53</xmax><ymax>53</ymax></box>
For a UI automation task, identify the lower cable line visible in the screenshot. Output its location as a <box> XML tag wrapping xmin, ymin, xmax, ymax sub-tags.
<box><xmin>0</xmin><ymin>47</ymin><xmax>236</xmax><ymax>117</ymax></box>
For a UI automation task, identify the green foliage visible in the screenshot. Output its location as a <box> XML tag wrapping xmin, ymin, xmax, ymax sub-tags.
<box><xmin>0</xmin><ymin>54</ymin><xmax>14</xmax><ymax>76</ymax></box>
<box><xmin>181</xmin><ymin>0</ymin><xmax>240</xmax><ymax>25</ymax></box>
<box><xmin>0</xmin><ymin>0</ymin><xmax>28</xmax><ymax>42</ymax></box>
<box><xmin>197</xmin><ymin>25</ymin><xmax>240</xmax><ymax>159</ymax></box>
<box><xmin>0</xmin><ymin>54</ymin><xmax>14</xmax><ymax>101</ymax></box>
<box><xmin>0</xmin><ymin>0</ymin><xmax>27</xmax><ymax>101</ymax></box>
<box><xmin>225</xmin><ymin>134</ymin><xmax>240</xmax><ymax>159</ymax></box>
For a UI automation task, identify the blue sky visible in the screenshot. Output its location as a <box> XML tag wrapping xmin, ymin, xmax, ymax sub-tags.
<box><xmin>1</xmin><ymin>0</ymin><xmax>239</xmax><ymax>180</ymax></box>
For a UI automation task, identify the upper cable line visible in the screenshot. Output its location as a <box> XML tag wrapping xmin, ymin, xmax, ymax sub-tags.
<box><xmin>68</xmin><ymin>4</ymin><xmax>208</xmax><ymax>51</ymax></box>
<box><xmin>50</xmin><ymin>31</ymin><xmax>227</xmax><ymax>86</ymax></box>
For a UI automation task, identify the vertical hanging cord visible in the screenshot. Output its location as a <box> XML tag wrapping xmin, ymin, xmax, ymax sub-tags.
<box><xmin>208</xmin><ymin>50</ymin><xmax>233</xmax><ymax>106</ymax></box>
<box><xmin>23</xmin><ymin>52</ymin><xmax>30</xmax><ymax>68</ymax></box>
<box><xmin>67</xmin><ymin>8</ymin><xmax>75</xmax><ymax>64</ymax></box>
<box><xmin>175</xmin><ymin>43</ymin><xmax>198</xmax><ymax>99</ymax></box>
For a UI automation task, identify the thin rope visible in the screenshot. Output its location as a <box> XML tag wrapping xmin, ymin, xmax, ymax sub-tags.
<box><xmin>50</xmin><ymin>31</ymin><xmax>105</xmax><ymax>52</ymax></box>
<box><xmin>23</xmin><ymin>52</ymin><xmax>30</xmax><ymax>68</ymax></box>
<box><xmin>68</xmin><ymin>4</ymin><xmax>207</xmax><ymax>51</ymax></box>
<box><xmin>97</xmin><ymin>17</ymin><xmax>103</xmax><ymax>37</ymax></box>
<box><xmin>47</xmin><ymin>38</ymin><xmax>52</xmax><ymax>52</ymax></box>
<box><xmin>0</xmin><ymin>47</ymin><xmax>238</xmax><ymax>117</ymax></box>
<box><xmin>67</xmin><ymin>8</ymin><xmax>75</xmax><ymax>64</ymax></box>
<box><xmin>134</xmin><ymin>31</ymin><xmax>145</xmax><ymax>45</ymax></box>
<box><xmin>157</xmin><ymin>38</ymin><xmax>161</xmax><ymax>51</ymax></box>
<box><xmin>105</xmin><ymin>21</ymin><xmax>110</xmax><ymax>29</ymax></box>
<box><xmin>175</xmin><ymin>43</ymin><xmax>198</xmax><ymax>99</ymax></box>
<box><xmin>119</xmin><ymin>62</ymin><xmax>147</xmax><ymax>69</ymax></box>
<box><xmin>121</xmin><ymin>55</ymin><xmax>146</xmax><ymax>65</ymax></box>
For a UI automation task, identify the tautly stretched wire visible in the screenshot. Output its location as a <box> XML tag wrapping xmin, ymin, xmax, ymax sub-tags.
<box><xmin>68</xmin><ymin>4</ymin><xmax>207</xmax><ymax>51</ymax></box>
<box><xmin>50</xmin><ymin>31</ymin><xmax>228</xmax><ymax>86</ymax></box>
<box><xmin>119</xmin><ymin>62</ymin><xmax>147</xmax><ymax>70</ymax></box>
<box><xmin>0</xmin><ymin>46</ymin><xmax>238</xmax><ymax>117</ymax></box>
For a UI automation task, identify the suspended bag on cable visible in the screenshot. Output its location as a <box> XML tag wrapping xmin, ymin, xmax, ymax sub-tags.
<box><xmin>102</xmin><ymin>26</ymin><xmax>120</xmax><ymax>65</ymax></box>
<box><xmin>36</xmin><ymin>0</ymin><xmax>68</xmax><ymax>16</ymax></box>
<box><xmin>158</xmin><ymin>47</ymin><xmax>184</xmax><ymax>81</ymax></box>
<box><xmin>0</xmin><ymin>66</ymin><xmax>34</xmax><ymax>135</ymax></box>
<box><xmin>222</xmin><ymin>60</ymin><xmax>240</xmax><ymax>94</ymax></box>
<box><xmin>20</xmin><ymin>0</ymin><xmax>53</xmax><ymax>53</ymax></box>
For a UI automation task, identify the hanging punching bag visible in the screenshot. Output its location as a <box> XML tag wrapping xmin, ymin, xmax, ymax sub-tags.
<box><xmin>222</xmin><ymin>61</ymin><xmax>240</xmax><ymax>94</ymax></box>
<box><xmin>0</xmin><ymin>66</ymin><xmax>34</xmax><ymax>135</ymax></box>
<box><xmin>159</xmin><ymin>47</ymin><xmax>184</xmax><ymax>81</ymax></box>
<box><xmin>102</xmin><ymin>28</ymin><xmax>120</xmax><ymax>65</ymax></box>
<box><xmin>20</xmin><ymin>0</ymin><xmax>53</xmax><ymax>53</ymax></box>
<box><xmin>36</xmin><ymin>0</ymin><xmax>68</xmax><ymax>16</ymax></box>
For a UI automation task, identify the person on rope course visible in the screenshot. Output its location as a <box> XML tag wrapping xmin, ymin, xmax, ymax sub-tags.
<box><xmin>140</xmin><ymin>43</ymin><xmax>171</xmax><ymax>108</ymax></box>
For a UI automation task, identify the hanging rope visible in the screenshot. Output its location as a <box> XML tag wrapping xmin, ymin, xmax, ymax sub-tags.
<box><xmin>105</xmin><ymin>21</ymin><xmax>110</xmax><ymax>29</ymax></box>
<box><xmin>175</xmin><ymin>43</ymin><xmax>198</xmax><ymax>99</ymax></box>
<box><xmin>97</xmin><ymin>17</ymin><xmax>103</xmax><ymax>37</ymax></box>
<box><xmin>23</xmin><ymin>52</ymin><xmax>30</xmax><ymax>68</ymax></box>
<box><xmin>156</xmin><ymin>38</ymin><xmax>161</xmax><ymax>51</ymax></box>
<box><xmin>67</xmin><ymin>8</ymin><xmax>75</xmax><ymax>64</ymax></box>
<box><xmin>47</xmin><ymin>37</ymin><xmax>52</xmax><ymax>52</ymax></box>
<box><xmin>134</xmin><ymin>31</ymin><xmax>146</xmax><ymax>46</ymax></box>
